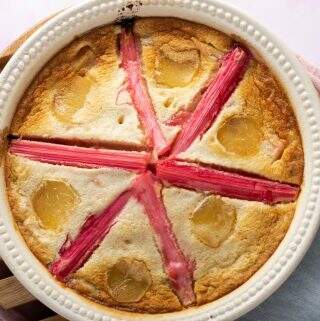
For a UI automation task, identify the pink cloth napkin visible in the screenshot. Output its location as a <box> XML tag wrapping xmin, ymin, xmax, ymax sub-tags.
<box><xmin>298</xmin><ymin>56</ymin><xmax>320</xmax><ymax>93</ymax></box>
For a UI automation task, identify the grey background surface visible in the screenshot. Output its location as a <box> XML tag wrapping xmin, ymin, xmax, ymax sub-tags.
<box><xmin>239</xmin><ymin>230</ymin><xmax>320</xmax><ymax>321</ymax></box>
<box><xmin>1</xmin><ymin>1</ymin><xmax>320</xmax><ymax>320</ymax></box>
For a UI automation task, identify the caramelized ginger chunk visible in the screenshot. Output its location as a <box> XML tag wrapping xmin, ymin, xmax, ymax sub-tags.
<box><xmin>32</xmin><ymin>180</ymin><xmax>78</xmax><ymax>230</ymax></box>
<box><xmin>72</xmin><ymin>44</ymin><xmax>96</xmax><ymax>73</ymax></box>
<box><xmin>53</xmin><ymin>75</ymin><xmax>96</xmax><ymax>124</ymax></box>
<box><xmin>216</xmin><ymin>116</ymin><xmax>262</xmax><ymax>157</ymax></box>
<box><xmin>191</xmin><ymin>197</ymin><xmax>236</xmax><ymax>248</ymax></box>
<box><xmin>106</xmin><ymin>258</ymin><xmax>152</xmax><ymax>303</ymax></box>
<box><xmin>155</xmin><ymin>43</ymin><xmax>200</xmax><ymax>88</ymax></box>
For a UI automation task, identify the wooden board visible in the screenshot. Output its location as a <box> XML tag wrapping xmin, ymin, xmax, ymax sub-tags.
<box><xmin>0</xmin><ymin>276</ymin><xmax>35</xmax><ymax>309</ymax></box>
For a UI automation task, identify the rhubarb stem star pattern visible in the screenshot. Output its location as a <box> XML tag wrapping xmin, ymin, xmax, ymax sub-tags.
<box><xmin>9</xmin><ymin>22</ymin><xmax>300</xmax><ymax>307</ymax></box>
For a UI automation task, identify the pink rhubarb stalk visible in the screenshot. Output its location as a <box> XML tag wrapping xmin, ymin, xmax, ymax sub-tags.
<box><xmin>165</xmin><ymin>110</ymin><xmax>192</xmax><ymax>127</ymax></box>
<box><xmin>10</xmin><ymin>139</ymin><xmax>149</xmax><ymax>172</ymax></box>
<box><xmin>50</xmin><ymin>189</ymin><xmax>133</xmax><ymax>281</ymax></box>
<box><xmin>133</xmin><ymin>172</ymin><xmax>195</xmax><ymax>306</ymax></box>
<box><xmin>157</xmin><ymin>160</ymin><xmax>300</xmax><ymax>204</ymax></box>
<box><xmin>120</xmin><ymin>25</ymin><xmax>168</xmax><ymax>155</ymax></box>
<box><xmin>171</xmin><ymin>46</ymin><xmax>250</xmax><ymax>155</ymax></box>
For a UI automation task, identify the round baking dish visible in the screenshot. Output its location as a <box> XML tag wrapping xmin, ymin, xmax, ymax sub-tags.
<box><xmin>0</xmin><ymin>1</ymin><xmax>320</xmax><ymax>320</ymax></box>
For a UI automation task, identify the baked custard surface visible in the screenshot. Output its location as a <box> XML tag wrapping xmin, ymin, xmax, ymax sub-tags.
<box><xmin>5</xmin><ymin>18</ymin><xmax>303</xmax><ymax>314</ymax></box>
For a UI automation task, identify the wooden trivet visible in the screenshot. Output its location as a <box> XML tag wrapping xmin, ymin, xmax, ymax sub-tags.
<box><xmin>0</xmin><ymin>13</ymin><xmax>67</xmax><ymax>321</ymax></box>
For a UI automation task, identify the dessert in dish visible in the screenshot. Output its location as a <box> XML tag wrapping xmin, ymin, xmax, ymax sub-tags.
<box><xmin>5</xmin><ymin>17</ymin><xmax>303</xmax><ymax>313</ymax></box>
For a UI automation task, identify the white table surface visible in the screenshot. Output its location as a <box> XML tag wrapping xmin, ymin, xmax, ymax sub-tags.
<box><xmin>1</xmin><ymin>1</ymin><xmax>320</xmax><ymax>321</ymax></box>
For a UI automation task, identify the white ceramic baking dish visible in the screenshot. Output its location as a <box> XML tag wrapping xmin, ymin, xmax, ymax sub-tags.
<box><xmin>0</xmin><ymin>0</ymin><xmax>320</xmax><ymax>320</ymax></box>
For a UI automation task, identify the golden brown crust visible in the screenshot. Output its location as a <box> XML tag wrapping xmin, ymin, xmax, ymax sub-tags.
<box><xmin>0</xmin><ymin>127</ymin><xmax>9</xmax><ymax>165</ymax></box>
<box><xmin>5</xmin><ymin>17</ymin><xmax>304</xmax><ymax>315</ymax></box>
<box><xmin>182</xmin><ymin>60</ymin><xmax>304</xmax><ymax>184</ymax></box>
<box><xmin>5</xmin><ymin>155</ymin><xmax>55</xmax><ymax>265</ymax></box>
<box><xmin>10</xmin><ymin>25</ymin><xmax>145</xmax><ymax>147</ymax></box>
<box><xmin>135</xmin><ymin>17</ymin><xmax>233</xmax><ymax>52</ymax></box>
<box><xmin>135</xmin><ymin>18</ymin><xmax>234</xmax><ymax>128</ymax></box>
<box><xmin>11</xmin><ymin>25</ymin><xmax>117</xmax><ymax>134</ymax></box>
<box><xmin>6</xmin><ymin>154</ymin><xmax>297</xmax><ymax>313</ymax></box>
<box><xmin>16</xmin><ymin>223</ymin><xmax>54</xmax><ymax>265</ymax></box>
<box><xmin>70</xmin><ymin>262</ymin><xmax>182</xmax><ymax>314</ymax></box>
<box><xmin>239</xmin><ymin>62</ymin><xmax>304</xmax><ymax>184</ymax></box>
<box><xmin>195</xmin><ymin>202</ymin><xmax>294</xmax><ymax>304</ymax></box>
